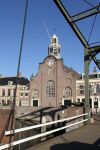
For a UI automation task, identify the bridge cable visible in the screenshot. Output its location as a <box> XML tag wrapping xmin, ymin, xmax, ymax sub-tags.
<box><xmin>83</xmin><ymin>0</ymin><xmax>99</xmax><ymax>44</ymax></box>
<box><xmin>0</xmin><ymin>0</ymin><xmax>29</xmax><ymax>148</ymax></box>
<box><xmin>8</xmin><ymin>0</ymin><xmax>29</xmax><ymax>149</ymax></box>
<box><xmin>87</xmin><ymin>13</ymin><xmax>98</xmax><ymax>43</ymax></box>
<box><xmin>83</xmin><ymin>0</ymin><xmax>95</xmax><ymax>8</ymax></box>
<box><xmin>89</xmin><ymin>41</ymin><xmax>100</xmax><ymax>46</ymax></box>
<box><xmin>87</xmin><ymin>2</ymin><xmax>100</xmax><ymax>43</ymax></box>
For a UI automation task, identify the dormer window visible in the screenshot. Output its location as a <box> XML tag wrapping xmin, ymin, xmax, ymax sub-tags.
<box><xmin>8</xmin><ymin>81</ymin><xmax>13</xmax><ymax>85</ymax></box>
<box><xmin>23</xmin><ymin>86</ymin><xmax>28</xmax><ymax>90</ymax></box>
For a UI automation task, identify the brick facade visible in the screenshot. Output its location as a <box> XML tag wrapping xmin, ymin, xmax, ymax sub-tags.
<box><xmin>30</xmin><ymin>34</ymin><xmax>80</xmax><ymax>108</ymax></box>
<box><xmin>30</xmin><ymin>56</ymin><xmax>80</xmax><ymax>107</ymax></box>
<box><xmin>0</xmin><ymin>109</ymin><xmax>10</xmax><ymax>144</ymax></box>
<box><xmin>76</xmin><ymin>76</ymin><xmax>100</xmax><ymax>109</ymax></box>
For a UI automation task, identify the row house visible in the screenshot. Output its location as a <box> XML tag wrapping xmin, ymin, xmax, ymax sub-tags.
<box><xmin>0</xmin><ymin>73</ymin><xmax>30</xmax><ymax>106</ymax></box>
<box><xmin>76</xmin><ymin>71</ymin><xmax>100</xmax><ymax>109</ymax></box>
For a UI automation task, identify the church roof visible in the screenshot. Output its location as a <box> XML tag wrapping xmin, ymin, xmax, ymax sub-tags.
<box><xmin>64</xmin><ymin>65</ymin><xmax>81</xmax><ymax>77</ymax></box>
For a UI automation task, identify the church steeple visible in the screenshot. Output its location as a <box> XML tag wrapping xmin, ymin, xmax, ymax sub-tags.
<box><xmin>48</xmin><ymin>34</ymin><xmax>61</xmax><ymax>59</ymax></box>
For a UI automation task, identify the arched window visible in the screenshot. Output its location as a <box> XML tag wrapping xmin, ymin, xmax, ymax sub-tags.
<box><xmin>46</xmin><ymin>80</ymin><xmax>55</xmax><ymax>98</ymax></box>
<box><xmin>63</xmin><ymin>87</ymin><xmax>72</xmax><ymax>98</ymax></box>
<box><xmin>32</xmin><ymin>89</ymin><xmax>39</xmax><ymax>99</ymax></box>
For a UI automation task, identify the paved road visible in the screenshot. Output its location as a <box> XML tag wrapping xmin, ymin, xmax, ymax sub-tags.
<box><xmin>26</xmin><ymin>115</ymin><xmax>100</xmax><ymax>150</ymax></box>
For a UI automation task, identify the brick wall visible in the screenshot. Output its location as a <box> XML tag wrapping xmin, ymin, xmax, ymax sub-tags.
<box><xmin>0</xmin><ymin>109</ymin><xmax>10</xmax><ymax>144</ymax></box>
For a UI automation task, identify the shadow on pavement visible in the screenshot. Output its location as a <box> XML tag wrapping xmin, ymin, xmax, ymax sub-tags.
<box><xmin>93</xmin><ymin>138</ymin><xmax>100</xmax><ymax>147</ymax></box>
<box><xmin>50</xmin><ymin>141</ymin><xmax>100</xmax><ymax>150</ymax></box>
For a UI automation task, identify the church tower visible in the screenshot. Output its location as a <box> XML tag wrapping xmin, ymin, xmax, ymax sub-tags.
<box><xmin>48</xmin><ymin>34</ymin><xmax>61</xmax><ymax>59</ymax></box>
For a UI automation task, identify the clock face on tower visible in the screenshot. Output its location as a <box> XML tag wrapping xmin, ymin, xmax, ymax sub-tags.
<box><xmin>48</xmin><ymin>59</ymin><xmax>54</xmax><ymax>67</ymax></box>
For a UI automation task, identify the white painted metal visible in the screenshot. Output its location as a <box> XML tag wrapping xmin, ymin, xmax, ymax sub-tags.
<box><xmin>0</xmin><ymin>113</ymin><xmax>88</xmax><ymax>150</ymax></box>
<box><xmin>5</xmin><ymin>113</ymin><xmax>88</xmax><ymax>135</ymax></box>
<box><xmin>0</xmin><ymin>118</ymin><xmax>88</xmax><ymax>150</ymax></box>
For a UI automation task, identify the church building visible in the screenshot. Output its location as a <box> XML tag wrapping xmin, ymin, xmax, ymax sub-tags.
<box><xmin>30</xmin><ymin>34</ymin><xmax>81</xmax><ymax>107</ymax></box>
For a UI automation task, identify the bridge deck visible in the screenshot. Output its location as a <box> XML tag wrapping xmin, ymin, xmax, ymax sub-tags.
<box><xmin>26</xmin><ymin>115</ymin><xmax>100</xmax><ymax>150</ymax></box>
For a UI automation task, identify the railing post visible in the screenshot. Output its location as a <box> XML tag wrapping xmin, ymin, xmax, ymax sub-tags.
<box><xmin>40</xmin><ymin>116</ymin><xmax>46</xmax><ymax>141</ymax></box>
<box><xmin>0</xmin><ymin>113</ymin><xmax>88</xmax><ymax>150</ymax></box>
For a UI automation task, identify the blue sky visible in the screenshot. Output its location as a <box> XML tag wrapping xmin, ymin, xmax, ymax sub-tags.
<box><xmin>0</xmin><ymin>0</ymin><xmax>100</xmax><ymax>78</ymax></box>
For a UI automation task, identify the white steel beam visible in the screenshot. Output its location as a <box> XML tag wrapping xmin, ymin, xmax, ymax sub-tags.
<box><xmin>0</xmin><ymin>118</ymin><xmax>88</xmax><ymax>150</ymax></box>
<box><xmin>5</xmin><ymin>113</ymin><xmax>88</xmax><ymax>135</ymax></box>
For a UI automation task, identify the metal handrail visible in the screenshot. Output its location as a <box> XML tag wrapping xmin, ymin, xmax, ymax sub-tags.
<box><xmin>0</xmin><ymin>113</ymin><xmax>88</xmax><ymax>150</ymax></box>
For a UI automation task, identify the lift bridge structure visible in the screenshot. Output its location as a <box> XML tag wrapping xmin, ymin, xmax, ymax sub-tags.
<box><xmin>54</xmin><ymin>0</ymin><xmax>100</xmax><ymax>120</ymax></box>
<box><xmin>0</xmin><ymin>0</ymin><xmax>100</xmax><ymax>149</ymax></box>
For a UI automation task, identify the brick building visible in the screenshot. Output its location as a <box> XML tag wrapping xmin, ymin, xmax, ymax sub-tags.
<box><xmin>0</xmin><ymin>34</ymin><xmax>99</xmax><ymax>110</ymax></box>
<box><xmin>30</xmin><ymin>34</ymin><xmax>80</xmax><ymax>107</ymax></box>
<box><xmin>76</xmin><ymin>70</ymin><xmax>100</xmax><ymax>110</ymax></box>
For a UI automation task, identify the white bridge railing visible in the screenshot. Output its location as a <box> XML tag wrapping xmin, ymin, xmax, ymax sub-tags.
<box><xmin>0</xmin><ymin>113</ymin><xmax>88</xmax><ymax>150</ymax></box>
